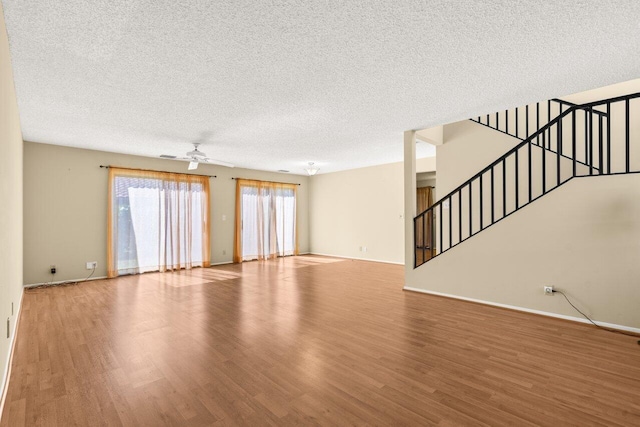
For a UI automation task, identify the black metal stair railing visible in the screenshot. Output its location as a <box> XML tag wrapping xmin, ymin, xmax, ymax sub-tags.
<box><xmin>414</xmin><ymin>91</ymin><xmax>640</xmax><ymax>268</ymax></box>
<box><xmin>470</xmin><ymin>98</ymin><xmax>608</xmax><ymax>143</ymax></box>
<box><xmin>469</xmin><ymin>98</ymin><xmax>606</xmax><ymax>175</ymax></box>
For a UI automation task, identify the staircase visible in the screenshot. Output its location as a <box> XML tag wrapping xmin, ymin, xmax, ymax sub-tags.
<box><xmin>414</xmin><ymin>91</ymin><xmax>640</xmax><ymax>268</ymax></box>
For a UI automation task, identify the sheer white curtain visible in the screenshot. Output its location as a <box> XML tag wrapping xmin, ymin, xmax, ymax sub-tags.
<box><xmin>107</xmin><ymin>168</ymin><xmax>210</xmax><ymax>278</ymax></box>
<box><xmin>233</xmin><ymin>180</ymin><xmax>297</xmax><ymax>262</ymax></box>
<box><xmin>274</xmin><ymin>187</ymin><xmax>296</xmax><ymax>256</ymax></box>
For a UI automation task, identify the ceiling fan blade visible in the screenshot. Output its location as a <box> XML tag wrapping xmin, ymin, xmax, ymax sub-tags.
<box><xmin>161</xmin><ymin>150</ymin><xmax>234</xmax><ymax>169</ymax></box>
<box><xmin>202</xmin><ymin>158</ymin><xmax>234</xmax><ymax>168</ymax></box>
<box><xmin>186</xmin><ymin>150</ymin><xmax>206</xmax><ymax>158</ymax></box>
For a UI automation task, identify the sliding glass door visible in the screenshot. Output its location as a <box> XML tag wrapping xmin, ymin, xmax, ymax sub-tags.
<box><xmin>108</xmin><ymin>168</ymin><xmax>210</xmax><ymax>277</ymax></box>
<box><xmin>234</xmin><ymin>180</ymin><xmax>297</xmax><ymax>262</ymax></box>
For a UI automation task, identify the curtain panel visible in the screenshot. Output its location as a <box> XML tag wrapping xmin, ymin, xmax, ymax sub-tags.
<box><xmin>233</xmin><ymin>179</ymin><xmax>298</xmax><ymax>263</ymax></box>
<box><xmin>107</xmin><ymin>167</ymin><xmax>211</xmax><ymax>278</ymax></box>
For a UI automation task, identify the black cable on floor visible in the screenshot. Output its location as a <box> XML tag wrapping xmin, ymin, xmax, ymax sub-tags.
<box><xmin>553</xmin><ymin>290</ymin><xmax>640</xmax><ymax>342</ymax></box>
<box><xmin>26</xmin><ymin>267</ymin><xmax>98</xmax><ymax>292</ymax></box>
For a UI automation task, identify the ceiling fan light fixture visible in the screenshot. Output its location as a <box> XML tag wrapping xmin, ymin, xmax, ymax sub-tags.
<box><xmin>163</xmin><ymin>142</ymin><xmax>235</xmax><ymax>170</ymax></box>
<box><xmin>305</xmin><ymin>162</ymin><xmax>319</xmax><ymax>176</ymax></box>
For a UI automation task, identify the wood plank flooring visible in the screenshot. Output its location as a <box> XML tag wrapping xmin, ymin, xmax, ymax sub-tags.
<box><xmin>2</xmin><ymin>255</ymin><xmax>640</xmax><ymax>426</ymax></box>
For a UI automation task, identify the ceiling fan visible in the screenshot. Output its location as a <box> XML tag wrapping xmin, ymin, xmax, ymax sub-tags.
<box><xmin>160</xmin><ymin>142</ymin><xmax>234</xmax><ymax>170</ymax></box>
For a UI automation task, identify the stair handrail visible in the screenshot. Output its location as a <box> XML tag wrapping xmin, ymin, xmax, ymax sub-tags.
<box><xmin>552</xmin><ymin>98</ymin><xmax>608</xmax><ymax>117</ymax></box>
<box><xmin>417</xmin><ymin>91</ymin><xmax>640</xmax><ymax>218</ymax></box>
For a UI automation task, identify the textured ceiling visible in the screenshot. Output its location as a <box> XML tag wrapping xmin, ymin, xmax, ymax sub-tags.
<box><xmin>3</xmin><ymin>1</ymin><xmax>640</xmax><ymax>174</ymax></box>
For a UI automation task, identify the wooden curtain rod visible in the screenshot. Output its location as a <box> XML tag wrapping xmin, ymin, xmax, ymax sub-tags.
<box><xmin>100</xmin><ymin>165</ymin><xmax>216</xmax><ymax>178</ymax></box>
<box><xmin>231</xmin><ymin>177</ymin><xmax>301</xmax><ymax>186</ymax></box>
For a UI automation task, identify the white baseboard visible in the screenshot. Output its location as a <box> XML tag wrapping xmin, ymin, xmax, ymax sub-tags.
<box><xmin>403</xmin><ymin>286</ymin><xmax>640</xmax><ymax>334</ymax></box>
<box><xmin>209</xmin><ymin>261</ymin><xmax>234</xmax><ymax>266</ymax></box>
<box><xmin>310</xmin><ymin>252</ymin><xmax>404</xmax><ymax>266</ymax></box>
<box><xmin>0</xmin><ymin>286</ymin><xmax>24</xmax><ymax>418</ymax></box>
<box><xmin>24</xmin><ymin>276</ymin><xmax>108</xmax><ymax>288</ymax></box>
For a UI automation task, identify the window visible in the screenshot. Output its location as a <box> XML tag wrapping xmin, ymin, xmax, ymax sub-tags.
<box><xmin>107</xmin><ymin>167</ymin><xmax>210</xmax><ymax>277</ymax></box>
<box><xmin>233</xmin><ymin>179</ymin><xmax>297</xmax><ymax>262</ymax></box>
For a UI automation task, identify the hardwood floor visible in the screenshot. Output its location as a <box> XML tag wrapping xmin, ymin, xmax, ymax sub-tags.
<box><xmin>2</xmin><ymin>255</ymin><xmax>640</xmax><ymax>426</ymax></box>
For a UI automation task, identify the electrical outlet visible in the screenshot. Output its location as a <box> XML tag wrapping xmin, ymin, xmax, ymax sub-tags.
<box><xmin>50</xmin><ymin>265</ymin><xmax>56</xmax><ymax>274</ymax></box>
<box><xmin>544</xmin><ymin>286</ymin><xmax>554</xmax><ymax>295</ymax></box>
<box><xmin>363</xmin><ymin>246</ymin><xmax>367</xmax><ymax>252</ymax></box>
<box><xmin>86</xmin><ymin>261</ymin><xmax>97</xmax><ymax>270</ymax></box>
<box><xmin>223</xmin><ymin>249</ymin><xmax>226</xmax><ymax>255</ymax></box>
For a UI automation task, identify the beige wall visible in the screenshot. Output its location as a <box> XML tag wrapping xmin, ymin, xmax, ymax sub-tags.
<box><xmin>0</xmin><ymin>1</ymin><xmax>23</xmax><ymax>400</ymax></box>
<box><xmin>405</xmin><ymin>112</ymin><xmax>640</xmax><ymax>329</ymax></box>
<box><xmin>310</xmin><ymin>159</ymin><xmax>426</xmax><ymax>264</ymax></box>
<box><xmin>438</xmin><ymin>120</ymin><xmax>516</xmax><ymax>198</ymax></box>
<box><xmin>417</xmin><ymin>178</ymin><xmax>435</xmax><ymax>189</ymax></box>
<box><xmin>309</xmin><ymin>155</ymin><xmax>434</xmax><ymax>264</ymax></box>
<box><xmin>23</xmin><ymin>142</ymin><xmax>309</xmax><ymax>284</ymax></box>
<box><xmin>416</xmin><ymin>156</ymin><xmax>436</xmax><ymax>173</ymax></box>
<box><xmin>561</xmin><ymin>78</ymin><xmax>640</xmax><ymax>106</ymax></box>
<box><xmin>435</xmin><ymin>120</ymin><xmax>590</xmax><ymax>252</ymax></box>
<box><xmin>406</xmin><ymin>173</ymin><xmax>640</xmax><ymax>329</ymax></box>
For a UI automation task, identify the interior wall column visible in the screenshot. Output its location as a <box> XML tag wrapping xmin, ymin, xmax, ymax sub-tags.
<box><xmin>403</xmin><ymin>130</ymin><xmax>416</xmax><ymax>282</ymax></box>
